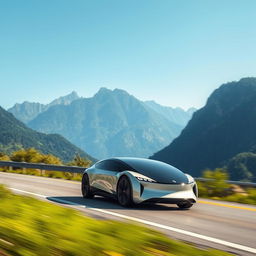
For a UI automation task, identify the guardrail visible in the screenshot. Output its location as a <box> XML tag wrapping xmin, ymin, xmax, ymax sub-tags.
<box><xmin>0</xmin><ymin>161</ymin><xmax>85</xmax><ymax>173</ymax></box>
<box><xmin>195</xmin><ymin>177</ymin><xmax>256</xmax><ymax>187</ymax></box>
<box><xmin>0</xmin><ymin>161</ymin><xmax>256</xmax><ymax>187</ymax></box>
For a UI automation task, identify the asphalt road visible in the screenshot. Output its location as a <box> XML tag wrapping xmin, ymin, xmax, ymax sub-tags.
<box><xmin>0</xmin><ymin>172</ymin><xmax>256</xmax><ymax>255</ymax></box>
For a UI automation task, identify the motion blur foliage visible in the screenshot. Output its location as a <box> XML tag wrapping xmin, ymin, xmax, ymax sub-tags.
<box><xmin>197</xmin><ymin>169</ymin><xmax>230</xmax><ymax>198</ymax></box>
<box><xmin>0</xmin><ymin>185</ymin><xmax>232</xmax><ymax>256</ymax></box>
<box><xmin>223</xmin><ymin>188</ymin><xmax>256</xmax><ymax>205</ymax></box>
<box><xmin>197</xmin><ymin>169</ymin><xmax>256</xmax><ymax>205</ymax></box>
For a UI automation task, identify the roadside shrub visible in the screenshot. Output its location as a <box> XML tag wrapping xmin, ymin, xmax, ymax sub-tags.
<box><xmin>201</xmin><ymin>168</ymin><xmax>230</xmax><ymax>197</ymax></box>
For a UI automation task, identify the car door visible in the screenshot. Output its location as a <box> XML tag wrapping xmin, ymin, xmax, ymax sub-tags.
<box><xmin>91</xmin><ymin>160</ymin><xmax>120</xmax><ymax>194</ymax></box>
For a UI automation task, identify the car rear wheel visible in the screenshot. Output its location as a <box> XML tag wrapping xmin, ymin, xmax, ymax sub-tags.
<box><xmin>81</xmin><ymin>174</ymin><xmax>94</xmax><ymax>198</ymax></box>
<box><xmin>177</xmin><ymin>202</ymin><xmax>193</xmax><ymax>209</ymax></box>
<box><xmin>117</xmin><ymin>176</ymin><xmax>133</xmax><ymax>207</ymax></box>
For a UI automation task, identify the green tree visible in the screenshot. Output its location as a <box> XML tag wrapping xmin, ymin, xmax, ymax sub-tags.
<box><xmin>40</xmin><ymin>154</ymin><xmax>62</xmax><ymax>165</ymax></box>
<box><xmin>0</xmin><ymin>152</ymin><xmax>10</xmax><ymax>161</ymax></box>
<box><xmin>226</xmin><ymin>152</ymin><xmax>256</xmax><ymax>181</ymax></box>
<box><xmin>68</xmin><ymin>154</ymin><xmax>91</xmax><ymax>167</ymax></box>
<box><xmin>200</xmin><ymin>168</ymin><xmax>230</xmax><ymax>197</ymax></box>
<box><xmin>10</xmin><ymin>148</ymin><xmax>41</xmax><ymax>163</ymax></box>
<box><xmin>10</xmin><ymin>148</ymin><xmax>62</xmax><ymax>165</ymax></box>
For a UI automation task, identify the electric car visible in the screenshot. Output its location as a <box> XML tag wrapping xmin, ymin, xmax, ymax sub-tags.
<box><xmin>81</xmin><ymin>157</ymin><xmax>198</xmax><ymax>209</ymax></box>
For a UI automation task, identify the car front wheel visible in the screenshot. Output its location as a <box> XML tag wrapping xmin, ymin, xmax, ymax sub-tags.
<box><xmin>117</xmin><ymin>176</ymin><xmax>133</xmax><ymax>207</ymax></box>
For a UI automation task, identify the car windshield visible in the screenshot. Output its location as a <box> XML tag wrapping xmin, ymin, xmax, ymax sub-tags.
<box><xmin>119</xmin><ymin>158</ymin><xmax>189</xmax><ymax>184</ymax></box>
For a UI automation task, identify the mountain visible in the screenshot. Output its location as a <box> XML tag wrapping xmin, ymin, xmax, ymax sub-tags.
<box><xmin>144</xmin><ymin>100</ymin><xmax>196</xmax><ymax>126</ymax></box>
<box><xmin>28</xmin><ymin>88</ymin><xmax>186</xmax><ymax>159</ymax></box>
<box><xmin>47</xmin><ymin>91</ymin><xmax>80</xmax><ymax>108</ymax></box>
<box><xmin>8</xmin><ymin>91</ymin><xmax>79</xmax><ymax>123</ymax></box>
<box><xmin>0</xmin><ymin>106</ymin><xmax>93</xmax><ymax>162</ymax></box>
<box><xmin>151</xmin><ymin>78</ymin><xmax>256</xmax><ymax>179</ymax></box>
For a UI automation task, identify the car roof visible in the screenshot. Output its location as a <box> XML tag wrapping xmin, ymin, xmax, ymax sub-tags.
<box><xmin>111</xmin><ymin>157</ymin><xmax>166</xmax><ymax>165</ymax></box>
<box><xmin>110</xmin><ymin>157</ymin><xmax>188</xmax><ymax>184</ymax></box>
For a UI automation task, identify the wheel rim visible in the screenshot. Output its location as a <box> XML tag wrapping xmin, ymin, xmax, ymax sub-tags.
<box><xmin>118</xmin><ymin>177</ymin><xmax>131</xmax><ymax>206</ymax></box>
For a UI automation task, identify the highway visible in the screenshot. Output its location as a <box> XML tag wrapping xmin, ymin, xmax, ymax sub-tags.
<box><xmin>0</xmin><ymin>172</ymin><xmax>255</xmax><ymax>256</ymax></box>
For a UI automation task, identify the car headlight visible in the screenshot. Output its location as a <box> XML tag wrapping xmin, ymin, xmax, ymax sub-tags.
<box><xmin>185</xmin><ymin>174</ymin><xmax>194</xmax><ymax>184</ymax></box>
<box><xmin>136</xmin><ymin>176</ymin><xmax>156</xmax><ymax>183</ymax></box>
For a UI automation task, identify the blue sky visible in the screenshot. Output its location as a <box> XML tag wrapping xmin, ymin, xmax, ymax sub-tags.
<box><xmin>1</xmin><ymin>0</ymin><xmax>256</xmax><ymax>109</ymax></box>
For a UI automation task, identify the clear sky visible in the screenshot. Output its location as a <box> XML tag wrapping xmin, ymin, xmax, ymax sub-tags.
<box><xmin>1</xmin><ymin>0</ymin><xmax>256</xmax><ymax>110</ymax></box>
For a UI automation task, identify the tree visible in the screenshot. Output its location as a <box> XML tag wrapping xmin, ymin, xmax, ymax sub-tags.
<box><xmin>200</xmin><ymin>168</ymin><xmax>230</xmax><ymax>197</ymax></box>
<box><xmin>0</xmin><ymin>152</ymin><xmax>10</xmax><ymax>161</ymax></box>
<box><xmin>226</xmin><ymin>152</ymin><xmax>256</xmax><ymax>182</ymax></box>
<box><xmin>11</xmin><ymin>148</ymin><xmax>41</xmax><ymax>163</ymax></box>
<box><xmin>10</xmin><ymin>148</ymin><xmax>62</xmax><ymax>164</ymax></box>
<box><xmin>68</xmin><ymin>154</ymin><xmax>91</xmax><ymax>167</ymax></box>
<box><xmin>40</xmin><ymin>154</ymin><xmax>62</xmax><ymax>165</ymax></box>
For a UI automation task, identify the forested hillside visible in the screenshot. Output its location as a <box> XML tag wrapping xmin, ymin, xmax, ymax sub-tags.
<box><xmin>0</xmin><ymin>106</ymin><xmax>93</xmax><ymax>162</ymax></box>
<box><xmin>151</xmin><ymin>78</ymin><xmax>256</xmax><ymax>180</ymax></box>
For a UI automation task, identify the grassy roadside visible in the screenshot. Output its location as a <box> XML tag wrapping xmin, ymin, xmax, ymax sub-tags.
<box><xmin>0</xmin><ymin>185</ymin><xmax>232</xmax><ymax>256</ymax></box>
<box><xmin>1</xmin><ymin>167</ymin><xmax>256</xmax><ymax>206</ymax></box>
<box><xmin>197</xmin><ymin>169</ymin><xmax>256</xmax><ymax>205</ymax></box>
<box><xmin>198</xmin><ymin>180</ymin><xmax>256</xmax><ymax>205</ymax></box>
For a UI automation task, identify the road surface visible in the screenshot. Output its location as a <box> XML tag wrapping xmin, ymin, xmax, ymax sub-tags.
<box><xmin>0</xmin><ymin>172</ymin><xmax>255</xmax><ymax>255</ymax></box>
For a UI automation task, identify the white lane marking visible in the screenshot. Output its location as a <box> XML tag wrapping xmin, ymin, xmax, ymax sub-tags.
<box><xmin>10</xmin><ymin>187</ymin><xmax>256</xmax><ymax>254</ymax></box>
<box><xmin>11</xmin><ymin>188</ymin><xmax>47</xmax><ymax>198</ymax></box>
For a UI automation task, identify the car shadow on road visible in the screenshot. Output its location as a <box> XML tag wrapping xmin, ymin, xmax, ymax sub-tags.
<box><xmin>47</xmin><ymin>195</ymin><xmax>181</xmax><ymax>211</ymax></box>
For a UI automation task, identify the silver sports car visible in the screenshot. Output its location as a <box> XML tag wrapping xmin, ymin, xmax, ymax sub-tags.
<box><xmin>81</xmin><ymin>157</ymin><xmax>198</xmax><ymax>209</ymax></box>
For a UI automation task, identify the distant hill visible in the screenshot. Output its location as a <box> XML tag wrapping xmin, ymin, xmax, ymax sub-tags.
<box><xmin>151</xmin><ymin>78</ymin><xmax>256</xmax><ymax>180</ymax></box>
<box><xmin>144</xmin><ymin>100</ymin><xmax>196</xmax><ymax>126</ymax></box>
<box><xmin>0</xmin><ymin>106</ymin><xmax>93</xmax><ymax>162</ymax></box>
<box><xmin>28</xmin><ymin>88</ymin><xmax>193</xmax><ymax>159</ymax></box>
<box><xmin>8</xmin><ymin>91</ymin><xmax>80</xmax><ymax>123</ymax></box>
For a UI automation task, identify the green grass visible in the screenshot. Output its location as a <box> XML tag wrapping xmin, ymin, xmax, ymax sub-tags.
<box><xmin>197</xmin><ymin>180</ymin><xmax>256</xmax><ymax>205</ymax></box>
<box><xmin>0</xmin><ymin>185</ymin><xmax>233</xmax><ymax>256</ymax></box>
<box><xmin>216</xmin><ymin>189</ymin><xmax>256</xmax><ymax>205</ymax></box>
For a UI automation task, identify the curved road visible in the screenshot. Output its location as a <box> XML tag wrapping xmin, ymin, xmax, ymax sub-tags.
<box><xmin>0</xmin><ymin>172</ymin><xmax>255</xmax><ymax>255</ymax></box>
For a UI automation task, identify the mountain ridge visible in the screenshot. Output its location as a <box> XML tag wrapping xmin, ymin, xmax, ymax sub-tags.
<box><xmin>8</xmin><ymin>91</ymin><xmax>80</xmax><ymax>123</ymax></box>
<box><xmin>27</xmin><ymin>88</ymin><xmax>193</xmax><ymax>159</ymax></box>
<box><xmin>144</xmin><ymin>100</ymin><xmax>196</xmax><ymax>126</ymax></box>
<box><xmin>151</xmin><ymin>77</ymin><xmax>256</xmax><ymax>179</ymax></box>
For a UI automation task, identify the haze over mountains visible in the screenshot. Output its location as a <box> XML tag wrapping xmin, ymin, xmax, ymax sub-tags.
<box><xmin>0</xmin><ymin>106</ymin><xmax>93</xmax><ymax>162</ymax></box>
<box><xmin>151</xmin><ymin>78</ymin><xmax>256</xmax><ymax>181</ymax></box>
<box><xmin>144</xmin><ymin>101</ymin><xmax>196</xmax><ymax>127</ymax></box>
<box><xmin>8</xmin><ymin>88</ymin><xmax>195</xmax><ymax>159</ymax></box>
<box><xmin>8</xmin><ymin>91</ymin><xmax>80</xmax><ymax>123</ymax></box>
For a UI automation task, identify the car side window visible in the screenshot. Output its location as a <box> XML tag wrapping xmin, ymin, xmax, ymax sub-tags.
<box><xmin>95</xmin><ymin>160</ymin><xmax>106</xmax><ymax>169</ymax></box>
<box><xmin>95</xmin><ymin>160</ymin><xmax>129</xmax><ymax>172</ymax></box>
